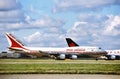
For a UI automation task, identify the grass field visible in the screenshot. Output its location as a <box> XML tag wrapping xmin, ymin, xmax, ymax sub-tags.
<box><xmin>0</xmin><ymin>59</ymin><xmax>120</xmax><ymax>74</ymax></box>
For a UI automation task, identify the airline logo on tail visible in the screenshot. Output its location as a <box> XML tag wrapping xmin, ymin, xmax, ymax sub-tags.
<box><xmin>5</xmin><ymin>33</ymin><xmax>26</xmax><ymax>50</ymax></box>
<box><xmin>66</xmin><ymin>38</ymin><xmax>79</xmax><ymax>47</ymax></box>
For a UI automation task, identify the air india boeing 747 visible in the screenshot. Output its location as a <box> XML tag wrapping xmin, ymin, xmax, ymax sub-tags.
<box><xmin>5</xmin><ymin>33</ymin><xmax>107</xmax><ymax>60</ymax></box>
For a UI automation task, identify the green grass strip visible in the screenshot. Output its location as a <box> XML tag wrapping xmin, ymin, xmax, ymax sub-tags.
<box><xmin>0</xmin><ymin>63</ymin><xmax>120</xmax><ymax>74</ymax></box>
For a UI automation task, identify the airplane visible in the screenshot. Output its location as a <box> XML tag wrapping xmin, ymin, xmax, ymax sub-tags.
<box><xmin>66</xmin><ymin>38</ymin><xmax>120</xmax><ymax>60</ymax></box>
<box><xmin>5</xmin><ymin>33</ymin><xmax>107</xmax><ymax>60</ymax></box>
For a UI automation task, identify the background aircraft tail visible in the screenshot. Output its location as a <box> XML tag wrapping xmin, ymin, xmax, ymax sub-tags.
<box><xmin>66</xmin><ymin>38</ymin><xmax>79</xmax><ymax>47</ymax></box>
<box><xmin>5</xmin><ymin>33</ymin><xmax>25</xmax><ymax>49</ymax></box>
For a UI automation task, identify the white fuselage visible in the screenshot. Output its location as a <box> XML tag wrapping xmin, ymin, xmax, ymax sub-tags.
<box><xmin>106</xmin><ymin>50</ymin><xmax>120</xmax><ymax>56</ymax></box>
<box><xmin>24</xmin><ymin>46</ymin><xmax>106</xmax><ymax>55</ymax></box>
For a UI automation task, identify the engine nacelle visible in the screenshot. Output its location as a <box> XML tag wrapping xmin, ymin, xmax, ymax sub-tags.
<box><xmin>59</xmin><ymin>54</ymin><xmax>66</xmax><ymax>60</ymax></box>
<box><xmin>71</xmin><ymin>55</ymin><xmax>77</xmax><ymax>59</ymax></box>
<box><xmin>110</xmin><ymin>55</ymin><xmax>116</xmax><ymax>60</ymax></box>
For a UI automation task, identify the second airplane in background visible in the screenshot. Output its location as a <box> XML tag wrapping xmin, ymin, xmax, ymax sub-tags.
<box><xmin>66</xmin><ymin>38</ymin><xmax>120</xmax><ymax>60</ymax></box>
<box><xmin>5</xmin><ymin>33</ymin><xmax>107</xmax><ymax>60</ymax></box>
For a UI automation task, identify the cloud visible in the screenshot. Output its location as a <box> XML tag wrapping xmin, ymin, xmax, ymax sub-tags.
<box><xmin>0</xmin><ymin>0</ymin><xmax>25</xmax><ymax>24</ymax></box>
<box><xmin>78</xmin><ymin>14</ymin><xmax>109</xmax><ymax>23</ymax></box>
<box><xmin>67</xmin><ymin>14</ymin><xmax>109</xmax><ymax>38</ymax></box>
<box><xmin>24</xmin><ymin>31</ymin><xmax>66</xmax><ymax>47</ymax></box>
<box><xmin>0</xmin><ymin>0</ymin><xmax>65</xmax><ymax>32</ymax></box>
<box><xmin>24</xmin><ymin>31</ymin><xmax>42</xmax><ymax>43</ymax></box>
<box><xmin>53</xmin><ymin>0</ymin><xmax>120</xmax><ymax>12</ymax></box>
<box><xmin>0</xmin><ymin>0</ymin><xmax>22</xmax><ymax>11</ymax></box>
<box><xmin>29</xmin><ymin>15</ymin><xmax>65</xmax><ymax>28</ymax></box>
<box><xmin>0</xmin><ymin>0</ymin><xmax>26</xmax><ymax>36</ymax></box>
<box><xmin>0</xmin><ymin>15</ymin><xmax>65</xmax><ymax>31</ymax></box>
<box><xmin>104</xmin><ymin>15</ymin><xmax>120</xmax><ymax>36</ymax></box>
<box><xmin>0</xmin><ymin>10</ymin><xmax>25</xmax><ymax>23</ymax></box>
<box><xmin>0</xmin><ymin>22</ymin><xmax>26</xmax><ymax>31</ymax></box>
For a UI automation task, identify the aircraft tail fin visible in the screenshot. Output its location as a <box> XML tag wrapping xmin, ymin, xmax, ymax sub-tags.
<box><xmin>66</xmin><ymin>38</ymin><xmax>79</xmax><ymax>47</ymax></box>
<box><xmin>5</xmin><ymin>32</ymin><xmax>25</xmax><ymax>49</ymax></box>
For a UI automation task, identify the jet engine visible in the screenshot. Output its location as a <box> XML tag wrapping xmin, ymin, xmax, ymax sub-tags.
<box><xmin>58</xmin><ymin>54</ymin><xmax>66</xmax><ymax>60</ymax></box>
<box><xmin>106</xmin><ymin>55</ymin><xmax>116</xmax><ymax>60</ymax></box>
<box><xmin>71</xmin><ymin>55</ymin><xmax>77</xmax><ymax>59</ymax></box>
<box><xmin>110</xmin><ymin>55</ymin><xmax>116</xmax><ymax>59</ymax></box>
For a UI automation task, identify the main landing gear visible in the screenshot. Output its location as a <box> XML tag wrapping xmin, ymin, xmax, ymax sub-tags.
<box><xmin>96</xmin><ymin>58</ymin><xmax>98</xmax><ymax>61</ymax></box>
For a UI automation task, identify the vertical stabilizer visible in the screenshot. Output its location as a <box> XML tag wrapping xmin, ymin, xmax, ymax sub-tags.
<box><xmin>66</xmin><ymin>38</ymin><xmax>79</xmax><ymax>47</ymax></box>
<box><xmin>5</xmin><ymin>33</ymin><xmax>24</xmax><ymax>48</ymax></box>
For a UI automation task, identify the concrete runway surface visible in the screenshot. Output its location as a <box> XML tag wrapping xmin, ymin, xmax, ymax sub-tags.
<box><xmin>0</xmin><ymin>74</ymin><xmax>120</xmax><ymax>79</ymax></box>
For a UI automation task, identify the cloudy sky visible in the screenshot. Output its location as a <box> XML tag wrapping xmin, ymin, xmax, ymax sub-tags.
<box><xmin>0</xmin><ymin>0</ymin><xmax>120</xmax><ymax>51</ymax></box>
